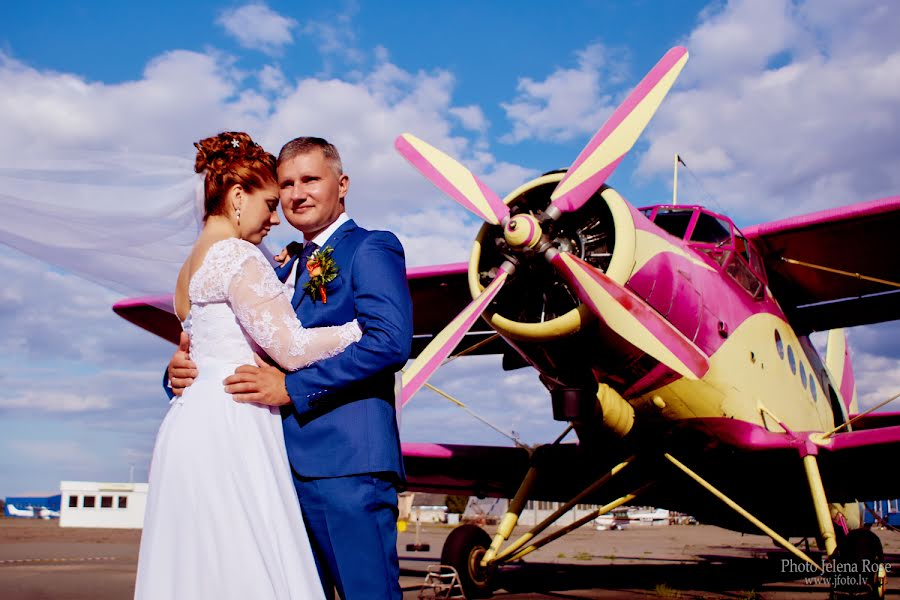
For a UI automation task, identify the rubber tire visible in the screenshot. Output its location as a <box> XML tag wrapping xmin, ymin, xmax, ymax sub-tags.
<box><xmin>441</xmin><ymin>524</ymin><xmax>494</xmax><ymax>598</ymax></box>
<box><xmin>830</xmin><ymin>528</ymin><xmax>886</xmax><ymax>600</ymax></box>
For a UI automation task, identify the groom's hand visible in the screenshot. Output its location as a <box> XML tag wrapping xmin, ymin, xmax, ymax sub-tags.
<box><xmin>168</xmin><ymin>332</ymin><xmax>198</xmax><ymax>397</ymax></box>
<box><xmin>224</xmin><ymin>355</ymin><xmax>290</xmax><ymax>406</ymax></box>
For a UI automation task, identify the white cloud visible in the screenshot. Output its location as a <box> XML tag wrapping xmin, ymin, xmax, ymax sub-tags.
<box><xmin>685</xmin><ymin>0</ymin><xmax>809</xmax><ymax>83</ymax></box>
<box><xmin>217</xmin><ymin>3</ymin><xmax>297</xmax><ymax>56</ymax></box>
<box><xmin>0</xmin><ymin>38</ymin><xmax>538</xmax><ymax>490</ymax></box>
<box><xmin>500</xmin><ymin>42</ymin><xmax>628</xmax><ymax>143</ymax></box>
<box><xmin>5</xmin><ymin>1</ymin><xmax>895</xmax><ymax>498</ymax></box>
<box><xmin>0</xmin><ymin>249</ymin><xmax>168</xmax><ymax>363</ymax></box>
<box><xmin>0</xmin><ymin>50</ymin><xmax>256</xmax><ymax>160</ymax></box>
<box><xmin>844</xmin><ymin>322</ymin><xmax>900</xmax><ymax>413</ymax></box>
<box><xmin>854</xmin><ymin>352</ymin><xmax>900</xmax><ymax>412</ymax></box>
<box><xmin>257</xmin><ymin>62</ymin><xmax>526</xmax><ymax>235</ymax></box>
<box><xmin>449</xmin><ymin>105</ymin><xmax>488</xmax><ymax>133</ymax></box>
<box><xmin>636</xmin><ymin>0</ymin><xmax>900</xmax><ymax>222</ymax></box>
<box><xmin>0</xmin><ymin>43</ymin><xmax>527</xmax><ymax>294</ymax></box>
<box><xmin>1</xmin><ymin>391</ymin><xmax>111</xmax><ymax>412</ymax></box>
<box><xmin>401</xmin><ymin>354</ymin><xmax>559</xmax><ymax>448</ymax></box>
<box><xmin>494</xmin><ymin>1</ymin><xmax>900</xmax><ymax>223</ymax></box>
<box><xmin>8</xmin><ymin>439</ymin><xmax>97</xmax><ymax>466</ymax></box>
<box><xmin>258</xmin><ymin>64</ymin><xmax>287</xmax><ymax>92</ymax></box>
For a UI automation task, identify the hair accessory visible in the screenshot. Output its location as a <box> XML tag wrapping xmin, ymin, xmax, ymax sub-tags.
<box><xmin>231</xmin><ymin>139</ymin><xmax>240</xmax><ymax>148</ymax></box>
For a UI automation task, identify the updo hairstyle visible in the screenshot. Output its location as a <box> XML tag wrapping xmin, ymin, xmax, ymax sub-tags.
<box><xmin>194</xmin><ymin>131</ymin><xmax>277</xmax><ymax>221</ymax></box>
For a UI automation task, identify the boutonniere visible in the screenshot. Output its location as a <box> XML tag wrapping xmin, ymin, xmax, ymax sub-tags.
<box><xmin>303</xmin><ymin>246</ymin><xmax>339</xmax><ymax>303</ymax></box>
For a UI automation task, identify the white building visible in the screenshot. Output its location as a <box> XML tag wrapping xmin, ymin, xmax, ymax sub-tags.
<box><xmin>59</xmin><ymin>481</ymin><xmax>148</xmax><ymax>529</ymax></box>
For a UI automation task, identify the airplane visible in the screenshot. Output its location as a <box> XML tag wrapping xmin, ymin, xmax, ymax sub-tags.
<box><xmin>5</xmin><ymin>503</ymin><xmax>58</xmax><ymax>519</ymax></box>
<box><xmin>594</xmin><ymin>506</ymin><xmax>671</xmax><ymax>530</ymax></box>
<box><xmin>113</xmin><ymin>46</ymin><xmax>900</xmax><ymax>599</ymax></box>
<box><xmin>40</xmin><ymin>507</ymin><xmax>60</xmax><ymax>519</ymax></box>
<box><xmin>5</xmin><ymin>503</ymin><xmax>36</xmax><ymax>518</ymax></box>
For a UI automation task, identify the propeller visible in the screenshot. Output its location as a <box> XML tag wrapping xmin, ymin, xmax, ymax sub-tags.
<box><xmin>547</xmin><ymin>46</ymin><xmax>689</xmax><ymax>217</ymax></box>
<box><xmin>401</xmin><ymin>263</ymin><xmax>514</xmax><ymax>406</ymax></box>
<box><xmin>395</xmin><ymin>133</ymin><xmax>510</xmax><ymax>226</ymax></box>
<box><xmin>547</xmin><ymin>250</ymin><xmax>709</xmax><ymax>380</ymax></box>
<box><xmin>396</xmin><ymin>46</ymin><xmax>696</xmax><ymax>404</ymax></box>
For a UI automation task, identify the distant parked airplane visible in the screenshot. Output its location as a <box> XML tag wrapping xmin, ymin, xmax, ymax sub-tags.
<box><xmin>6</xmin><ymin>503</ymin><xmax>59</xmax><ymax>519</ymax></box>
<box><xmin>6</xmin><ymin>503</ymin><xmax>35</xmax><ymax>517</ymax></box>
<box><xmin>595</xmin><ymin>507</ymin><xmax>671</xmax><ymax>530</ymax></box>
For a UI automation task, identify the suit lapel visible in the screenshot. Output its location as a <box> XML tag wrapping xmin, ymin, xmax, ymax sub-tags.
<box><xmin>292</xmin><ymin>219</ymin><xmax>358</xmax><ymax>311</ymax></box>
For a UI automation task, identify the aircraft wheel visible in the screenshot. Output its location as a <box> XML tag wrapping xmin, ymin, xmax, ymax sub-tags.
<box><xmin>441</xmin><ymin>524</ymin><xmax>494</xmax><ymax>598</ymax></box>
<box><xmin>829</xmin><ymin>528</ymin><xmax>886</xmax><ymax>600</ymax></box>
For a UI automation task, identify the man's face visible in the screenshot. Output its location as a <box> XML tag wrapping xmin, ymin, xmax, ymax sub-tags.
<box><xmin>277</xmin><ymin>149</ymin><xmax>349</xmax><ymax>239</ymax></box>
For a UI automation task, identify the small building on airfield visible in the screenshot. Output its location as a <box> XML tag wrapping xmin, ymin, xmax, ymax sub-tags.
<box><xmin>59</xmin><ymin>481</ymin><xmax>148</xmax><ymax>529</ymax></box>
<box><xmin>864</xmin><ymin>499</ymin><xmax>900</xmax><ymax>528</ymax></box>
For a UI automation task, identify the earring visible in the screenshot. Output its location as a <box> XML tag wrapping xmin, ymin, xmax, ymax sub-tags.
<box><xmin>236</xmin><ymin>208</ymin><xmax>241</xmax><ymax>227</ymax></box>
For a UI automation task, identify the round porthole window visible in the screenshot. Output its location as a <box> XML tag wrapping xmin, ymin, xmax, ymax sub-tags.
<box><xmin>810</xmin><ymin>374</ymin><xmax>818</xmax><ymax>401</ymax></box>
<box><xmin>787</xmin><ymin>346</ymin><xmax>796</xmax><ymax>374</ymax></box>
<box><xmin>799</xmin><ymin>362</ymin><xmax>807</xmax><ymax>388</ymax></box>
<box><xmin>775</xmin><ymin>330</ymin><xmax>784</xmax><ymax>359</ymax></box>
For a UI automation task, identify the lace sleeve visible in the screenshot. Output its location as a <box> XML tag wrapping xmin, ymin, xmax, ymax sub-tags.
<box><xmin>225</xmin><ymin>245</ymin><xmax>361</xmax><ymax>371</ymax></box>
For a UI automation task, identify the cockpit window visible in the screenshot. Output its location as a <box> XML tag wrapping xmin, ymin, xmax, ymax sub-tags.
<box><xmin>651</xmin><ymin>209</ymin><xmax>694</xmax><ymax>239</ymax></box>
<box><xmin>690</xmin><ymin>212</ymin><xmax>732</xmax><ymax>246</ymax></box>
<box><xmin>726</xmin><ymin>233</ymin><xmax>766</xmax><ymax>298</ymax></box>
<box><xmin>734</xmin><ymin>234</ymin><xmax>750</xmax><ymax>262</ymax></box>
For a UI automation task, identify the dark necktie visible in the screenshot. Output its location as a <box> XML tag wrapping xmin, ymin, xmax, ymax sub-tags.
<box><xmin>291</xmin><ymin>242</ymin><xmax>319</xmax><ymax>307</ymax></box>
<box><xmin>298</xmin><ymin>241</ymin><xmax>319</xmax><ymax>265</ymax></box>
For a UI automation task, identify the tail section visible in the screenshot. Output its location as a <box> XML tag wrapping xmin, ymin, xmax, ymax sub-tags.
<box><xmin>6</xmin><ymin>503</ymin><xmax>34</xmax><ymax>517</ymax></box>
<box><xmin>826</xmin><ymin>329</ymin><xmax>858</xmax><ymax>415</ymax></box>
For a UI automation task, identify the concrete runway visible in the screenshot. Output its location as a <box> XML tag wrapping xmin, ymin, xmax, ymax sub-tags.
<box><xmin>1</xmin><ymin>517</ymin><xmax>898</xmax><ymax>598</ymax></box>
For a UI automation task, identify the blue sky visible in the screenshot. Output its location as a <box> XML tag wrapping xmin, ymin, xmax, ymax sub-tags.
<box><xmin>1</xmin><ymin>0</ymin><xmax>899</xmax><ymax>495</ymax></box>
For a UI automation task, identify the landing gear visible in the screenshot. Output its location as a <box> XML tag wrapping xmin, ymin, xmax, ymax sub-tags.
<box><xmin>830</xmin><ymin>528</ymin><xmax>887</xmax><ymax>600</ymax></box>
<box><xmin>441</xmin><ymin>524</ymin><xmax>494</xmax><ymax>598</ymax></box>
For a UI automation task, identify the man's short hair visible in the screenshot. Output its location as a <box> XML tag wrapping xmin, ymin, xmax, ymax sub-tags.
<box><xmin>278</xmin><ymin>137</ymin><xmax>343</xmax><ymax>175</ymax></box>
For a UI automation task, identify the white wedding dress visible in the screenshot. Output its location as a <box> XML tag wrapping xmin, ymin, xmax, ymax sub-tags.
<box><xmin>134</xmin><ymin>238</ymin><xmax>361</xmax><ymax>600</ymax></box>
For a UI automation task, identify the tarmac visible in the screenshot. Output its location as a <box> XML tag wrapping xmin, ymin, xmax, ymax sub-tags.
<box><xmin>1</xmin><ymin>516</ymin><xmax>898</xmax><ymax>599</ymax></box>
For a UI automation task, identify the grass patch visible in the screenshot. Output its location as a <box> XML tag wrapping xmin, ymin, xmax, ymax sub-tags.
<box><xmin>654</xmin><ymin>583</ymin><xmax>680</xmax><ymax>598</ymax></box>
<box><xmin>573</xmin><ymin>551</ymin><xmax>593</xmax><ymax>561</ymax></box>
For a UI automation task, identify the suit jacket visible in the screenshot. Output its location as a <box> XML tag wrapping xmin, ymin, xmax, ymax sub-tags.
<box><xmin>275</xmin><ymin>219</ymin><xmax>412</xmax><ymax>479</ymax></box>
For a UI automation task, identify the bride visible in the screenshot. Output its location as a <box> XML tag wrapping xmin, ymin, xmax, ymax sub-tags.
<box><xmin>134</xmin><ymin>132</ymin><xmax>359</xmax><ymax>599</ymax></box>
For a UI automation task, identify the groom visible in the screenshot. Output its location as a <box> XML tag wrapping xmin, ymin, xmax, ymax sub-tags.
<box><xmin>168</xmin><ymin>136</ymin><xmax>412</xmax><ymax>599</ymax></box>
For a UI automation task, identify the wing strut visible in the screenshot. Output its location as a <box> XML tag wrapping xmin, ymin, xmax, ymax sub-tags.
<box><xmin>781</xmin><ymin>257</ymin><xmax>900</xmax><ymax>289</ymax></box>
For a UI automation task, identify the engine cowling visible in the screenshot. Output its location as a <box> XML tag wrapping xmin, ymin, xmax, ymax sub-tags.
<box><xmin>468</xmin><ymin>173</ymin><xmax>637</xmax><ymax>342</ymax></box>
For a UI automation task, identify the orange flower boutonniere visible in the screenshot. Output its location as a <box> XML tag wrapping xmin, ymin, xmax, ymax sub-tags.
<box><xmin>303</xmin><ymin>246</ymin><xmax>339</xmax><ymax>303</ymax></box>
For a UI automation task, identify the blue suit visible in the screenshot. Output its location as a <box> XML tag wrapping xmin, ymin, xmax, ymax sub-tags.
<box><xmin>275</xmin><ymin>219</ymin><xmax>412</xmax><ymax>599</ymax></box>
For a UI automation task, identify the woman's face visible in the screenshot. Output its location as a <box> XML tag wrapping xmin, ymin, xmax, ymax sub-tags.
<box><xmin>238</xmin><ymin>181</ymin><xmax>281</xmax><ymax>244</ymax></box>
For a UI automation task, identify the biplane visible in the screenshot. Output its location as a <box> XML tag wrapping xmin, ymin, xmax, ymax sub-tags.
<box><xmin>114</xmin><ymin>46</ymin><xmax>900</xmax><ymax>598</ymax></box>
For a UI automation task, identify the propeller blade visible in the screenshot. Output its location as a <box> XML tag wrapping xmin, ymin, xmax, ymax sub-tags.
<box><xmin>395</xmin><ymin>133</ymin><xmax>510</xmax><ymax>225</ymax></box>
<box><xmin>549</xmin><ymin>46</ymin><xmax>689</xmax><ymax>215</ymax></box>
<box><xmin>401</xmin><ymin>265</ymin><xmax>513</xmax><ymax>405</ymax></box>
<box><xmin>549</xmin><ymin>251</ymin><xmax>708</xmax><ymax>380</ymax></box>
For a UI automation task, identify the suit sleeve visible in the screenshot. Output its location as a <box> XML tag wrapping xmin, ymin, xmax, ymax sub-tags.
<box><xmin>284</xmin><ymin>231</ymin><xmax>413</xmax><ymax>417</ymax></box>
<box><xmin>162</xmin><ymin>369</ymin><xmax>175</xmax><ymax>401</ymax></box>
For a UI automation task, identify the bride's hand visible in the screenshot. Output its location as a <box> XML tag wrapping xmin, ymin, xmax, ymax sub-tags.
<box><xmin>274</xmin><ymin>241</ymin><xmax>304</xmax><ymax>266</ymax></box>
